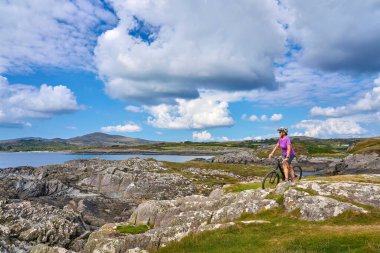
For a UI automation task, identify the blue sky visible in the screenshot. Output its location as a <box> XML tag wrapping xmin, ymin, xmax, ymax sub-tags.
<box><xmin>0</xmin><ymin>0</ymin><xmax>380</xmax><ymax>141</ymax></box>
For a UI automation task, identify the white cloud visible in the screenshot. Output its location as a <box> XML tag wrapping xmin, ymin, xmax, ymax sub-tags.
<box><xmin>249</xmin><ymin>115</ymin><xmax>260</xmax><ymax>122</ymax></box>
<box><xmin>294</xmin><ymin>119</ymin><xmax>366</xmax><ymax>138</ymax></box>
<box><xmin>216</xmin><ymin>136</ymin><xmax>229</xmax><ymax>142</ymax></box>
<box><xmin>0</xmin><ymin>0</ymin><xmax>116</xmax><ymax>73</ymax></box>
<box><xmin>66</xmin><ymin>126</ymin><xmax>77</xmax><ymax>130</ymax></box>
<box><xmin>95</xmin><ymin>0</ymin><xmax>286</xmax><ymax>102</ymax></box>
<box><xmin>125</xmin><ymin>105</ymin><xmax>144</xmax><ymax>113</ymax></box>
<box><xmin>270</xmin><ymin>113</ymin><xmax>283</xmax><ymax>122</ymax></box>
<box><xmin>101</xmin><ymin>122</ymin><xmax>142</xmax><ymax>133</ymax></box>
<box><xmin>243</xmin><ymin>134</ymin><xmax>276</xmax><ymax>141</ymax></box>
<box><xmin>257</xmin><ymin>62</ymin><xmax>375</xmax><ymax>107</ymax></box>
<box><xmin>0</xmin><ymin>76</ymin><xmax>81</xmax><ymax>127</ymax></box>
<box><xmin>242</xmin><ymin>113</ymin><xmax>283</xmax><ymax>123</ymax></box>
<box><xmin>310</xmin><ymin>76</ymin><xmax>380</xmax><ymax>117</ymax></box>
<box><xmin>286</xmin><ymin>0</ymin><xmax>380</xmax><ymax>72</ymax></box>
<box><xmin>145</xmin><ymin>93</ymin><xmax>234</xmax><ymax>129</ymax></box>
<box><xmin>375</xmin><ymin>76</ymin><xmax>380</xmax><ymax>86</ymax></box>
<box><xmin>192</xmin><ymin>131</ymin><xmax>213</xmax><ymax>141</ymax></box>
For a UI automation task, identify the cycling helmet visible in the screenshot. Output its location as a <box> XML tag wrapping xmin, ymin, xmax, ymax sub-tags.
<box><xmin>277</xmin><ymin>127</ymin><xmax>288</xmax><ymax>134</ymax></box>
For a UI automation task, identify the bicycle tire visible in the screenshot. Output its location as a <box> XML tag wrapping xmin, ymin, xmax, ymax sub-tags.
<box><xmin>262</xmin><ymin>171</ymin><xmax>280</xmax><ymax>189</ymax></box>
<box><xmin>293</xmin><ymin>166</ymin><xmax>303</xmax><ymax>181</ymax></box>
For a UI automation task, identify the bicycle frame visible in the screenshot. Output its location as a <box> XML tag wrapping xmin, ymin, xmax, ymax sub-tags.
<box><xmin>275</xmin><ymin>158</ymin><xmax>286</xmax><ymax>181</ymax></box>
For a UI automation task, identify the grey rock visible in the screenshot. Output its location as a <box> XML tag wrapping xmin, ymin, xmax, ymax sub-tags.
<box><xmin>338</xmin><ymin>154</ymin><xmax>380</xmax><ymax>173</ymax></box>
<box><xmin>211</xmin><ymin>151</ymin><xmax>261</xmax><ymax>164</ymax></box>
<box><xmin>284</xmin><ymin>188</ymin><xmax>367</xmax><ymax>221</ymax></box>
<box><xmin>296</xmin><ymin>180</ymin><xmax>380</xmax><ymax>208</ymax></box>
<box><xmin>0</xmin><ymin>199</ymin><xmax>84</xmax><ymax>253</ymax></box>
<box><xmin>30</xmin><ymin>244</ymin><xmax>75</xmax><ymax>253</ymax></box>
<box><xmin>0</xmin><ymin>158</ymin><xmax>200</xmax><ymax>252</ymax></box>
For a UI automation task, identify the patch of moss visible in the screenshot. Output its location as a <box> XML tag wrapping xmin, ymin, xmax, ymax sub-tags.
<box><xmin>294</xmin><ymin>187</ymin><xmax>319</xmax><ymax>196</ymax></box>
<box><xmin>224</xmin><ymin>182</ymin><xmax>262</xmax><ymax>192</ymax></box>
<box><xmin>115</xmin><ymin>224</ymin><xmax>149</xmax><ymax>234</ymax></box>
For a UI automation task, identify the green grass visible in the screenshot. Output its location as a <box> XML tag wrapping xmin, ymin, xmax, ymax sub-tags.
<box><xmin>224</xmin><ymin>182</ymin><xmax>262</xmax><ymax>192</ymax></box>
<box><xmin>306</xmin><ymin>175</ymin><xmax>380</xmax><ymax>184</ymax></box>
<box><xmin>156</xmin><ymin>207</ymin><xmax>380</xmax><ymax>253</ymax></box>
<box><xmin>163</xmin><ymin>161</ymin><xmax>271</xmax><ymax>178</ymax></box>
<box><xmin>115</xmin><ymin>224</ymin><xmax>149</xmax><ymax>234</ymax></box>
<box><xmin>349</xmin><ymin>139</ymin><xmax>380</xmax><ymax>154</ymax></box>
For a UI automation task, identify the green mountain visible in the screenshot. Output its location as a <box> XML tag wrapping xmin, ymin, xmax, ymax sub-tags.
<box><xmin>0</xmin><ymin>132</ymin><xmax>156</xmax><ymax>151</ymax></box>
<box><xmin>67</xmin><ymin>132</ymin><xmax>155</xmax><ymax>146</ymax></box>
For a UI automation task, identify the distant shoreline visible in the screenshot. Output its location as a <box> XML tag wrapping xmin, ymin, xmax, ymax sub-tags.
<box><xmin>70</xmin><ymin>149</ymin><xmax>229</xmax><ymax>156</ymax></box>
<box><xmin>0</xmin><ymin>149</ymin><xmax>228</xmax><ymax>156</ymax></box>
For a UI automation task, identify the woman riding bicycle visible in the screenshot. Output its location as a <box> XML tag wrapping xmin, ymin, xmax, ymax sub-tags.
<box><xmin>268</xmin><ymin>127</ymin><xmax>296</xmax><ymax>182</ymax></box>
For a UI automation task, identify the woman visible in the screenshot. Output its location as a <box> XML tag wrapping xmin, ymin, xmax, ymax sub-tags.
<box><xmin>268</xmin><ymin>127</ymin><xmax>296</xmax><ymax>182</ymax></box>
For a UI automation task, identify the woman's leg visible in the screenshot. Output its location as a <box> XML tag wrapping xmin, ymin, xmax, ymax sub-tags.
<box><xmin>282</xmin><ymin>160</ymin><xmax>289</xmax><ymax>181</ymax></box>
<box><xmin>289</xmin><ymin>164</ymin><xmax>296</xmax><ymax>181</ymax></box>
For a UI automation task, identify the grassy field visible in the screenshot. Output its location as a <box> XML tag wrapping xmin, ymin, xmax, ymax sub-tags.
<box><xmin>348</xmin><ymin>139</ymin><xmax>380</xmax><ymax>154</ymax></box>
<box><xmin>156</xmin><ymin>207</ymin><xmax>380</xmax><ymax>253</ymax></box>
<box><xmin>0</xmin><ymin>139</ymin><xmax>79</xmax><ymax>152</ymax></box>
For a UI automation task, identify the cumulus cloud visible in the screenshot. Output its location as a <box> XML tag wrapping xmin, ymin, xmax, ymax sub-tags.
<box><xmin>310</xmin><ymin>76</ymin><xmax>380</xmax><ymax>117</ymax></box>
<box><xmin>0</xmin><ymin>0</ymin><xmax>116</xmax><ymax>73</ymax></box>
<box><xmin>258</xmin><ymin>62</ymin><xmax>375</xmax><ymax>107</ymax></box>
<box><xmin>243</xmin><ymin>134</ymin><xmax>276</xmax><ymax>141</ymax></box>
<box><xmin>286</xmin><ymin>0</ymin><xmax>380</xmax><ymax>72</ymax></box>
<box><xmin>125</xmin><ymin>105</ymin><xmax>144</xmax><ymax>113</ymax></box>
<box><xmin>0</xmin><ymin>76</ymin><xmax>81</xmax><ymax>127</ymax></box>
<box><xmin>95</xmin><ymin>0</ymin><xmax>286</xmax><ymax>102</ymax></box>
<box><xmin>270</xmin><ymin>113</ymin><xmax>283</xmax><ymax>122</ymax></box>
<box><xmin>192</xmin><ymin>130</ymin><xmax>213</xmax><ymax>141</ymax></box>
<box><xmin>100</xmin><ymin>122</ymin><xmax>142</xmax><ymax>133</ymax></box>
<box><xmin>242</xmin><ymin>113</ymin><xmax>282</xmax><ymax>123</ymax></box>
<box><xmin>249</xmin><ymin>115</ymin><xmax>260</xmax><ymax>122</ymax></box>
<box><xmin>145</xmin><ymin>93</ymin><xmax>234</xmax><ymax>129</ymax></box>
<box><xmin>294</xmin><ymin>119</ymin><xmax>366</xmax><ymax>138</ymax></box>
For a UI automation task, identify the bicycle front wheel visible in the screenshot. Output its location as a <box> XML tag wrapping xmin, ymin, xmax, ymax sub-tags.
<box><xmin>262</xmin><ymin>171</ymin><xmax>280</xmax><ymax>189</ymax></box>
<box><xmin>293</xmin><ymin>166</ymin><xmax>303</xmax><ymax>181</ymax></box>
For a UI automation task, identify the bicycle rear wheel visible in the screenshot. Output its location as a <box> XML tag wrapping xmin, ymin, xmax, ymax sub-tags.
<box><xmin>262</xmin><ymin>171</ymin><xmax>280</xmax><ymax>189</ymax></box>
<box><xmin>293</xmin><ymin>166</ymin><xmax>303</xmax><ymax>181</ymax></box>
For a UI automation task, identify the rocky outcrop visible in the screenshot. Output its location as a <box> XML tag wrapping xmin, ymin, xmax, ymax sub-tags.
<box><xmin>81</xmin><ymin>177</ymin><xmax>379</xmax><ymax>253</ymax></box>
<box><xmin>83</xmin><ymin>188</ymin><xmax>276</xmax><ymax>252</ymax></box>
<box><xmin>334</xmin><ymin>153</ymin><xmax>380</xmax><ymax>174</ymax></box>
<box><xmin>3</xmin><ymin>156</ymin><xmax>380</xmax><ymax>253</ymax></box>
<box><xmin>210</xmin><ymin>151</ymin><xmax>262</xmax><ymax>164</ymax></box>
<box><xmin>0</xmin><ymin>158</ymin><xmax>199</xmax><ymax>252</ymax></box>
<box><xmin>283</xmin><ymin>188</ymin><xmax>367</xmax><ymax>221</ymax></box>
<box><xmin>182</xmin><ymin>167</ymin><xmax>244</xmax><ymax>180</ymax></box>
<box><xmin>0</xmin><ymin>198</ymin><xmax>84</xmax><ymax>253</ymax></box>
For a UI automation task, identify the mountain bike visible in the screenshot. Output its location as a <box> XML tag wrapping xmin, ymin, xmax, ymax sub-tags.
<box><xmin>262</xmin><ymin>158</ymin><xmax>302</xmax><ymax>189</ymax></box>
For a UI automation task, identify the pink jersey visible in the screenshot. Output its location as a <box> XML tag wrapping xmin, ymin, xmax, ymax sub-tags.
<box><xmin>278</xmin><ymin>136</ymin><xmax>295</xmax><ymax>157</ymax></box>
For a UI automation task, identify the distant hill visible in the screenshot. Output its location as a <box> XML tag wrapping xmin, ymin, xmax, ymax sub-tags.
<box><xmin>0</xmin><ymin>132</ymin><xmax>156</xmax><ymax>151</ymax></box>
<box><xmin>67</xmin><ymin>132</ymin><xmax>155</xmax><ymax>147</ymax></box>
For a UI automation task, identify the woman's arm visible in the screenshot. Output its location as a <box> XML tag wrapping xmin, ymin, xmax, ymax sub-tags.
<box><xmin>269</xmin><ymin>143</ymin><xmax>279</xmax><ymax>158</ymax></box>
